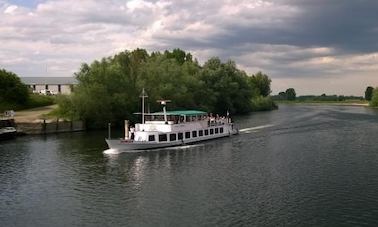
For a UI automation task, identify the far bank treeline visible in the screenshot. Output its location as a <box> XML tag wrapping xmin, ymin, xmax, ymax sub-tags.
<box><xmin>58</xmin><ymin>48</ymin><xmax>276</xmax><ymax>128</ymax></box>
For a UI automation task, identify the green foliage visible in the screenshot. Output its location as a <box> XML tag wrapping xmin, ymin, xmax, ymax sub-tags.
<box><xmin>249</xmin><ymin>72</ymin><xmax>271</xmax><ymax>97</ymax></box>
<box><xmin>370</xmin><ymin>88</ymin><xmax>378</xmax><ymax>107</ymax></box>
<box><xmin>199</xmin><ymin>58</ymin><xmax>255</xmax><ymax>114</ymax></box>
<box><xmin>286</xmin><ymin>88</ymin><xmax>296</xmax><ymax>100</ymax></box>
<box><xmin>52</xmin><ymin>95</ymin><xmax>77</xmax><ymax>119</ymax></box>
<box><xmin>65</xmin><ymin>49</ymin><xmax>276</xmax><ymax>128</ymax></box>
<box><xmin>0</xmin><ymin>69</ymin><xmax>29</xmax><ymax>110</ymax></box>
<box><xmin>251</xmin><ymin>96</ymin><xmax>278</xmax><ymax>111</ymax></box>
<box><xmin>0</xmin><ymin>69</ymin><xmax>55</xmax><ymax>111</ymax></box>
<box><xmin>25</xmin><ymin>94</ymin><xmax>54</xmax><ymax>108</ymax></box>
<box><xmin>365</xmin><ymin>86</ymin><xmax>374</xmax><ymax>101</ymax></box>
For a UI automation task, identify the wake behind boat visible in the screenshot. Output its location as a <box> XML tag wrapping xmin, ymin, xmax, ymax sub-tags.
<box><xmin>105</xmin><ymin>90</ymin><xmax>238</xmax><ymax>152</ymax></box>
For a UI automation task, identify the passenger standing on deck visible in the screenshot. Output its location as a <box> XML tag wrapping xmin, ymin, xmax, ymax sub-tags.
<box><xmin>130</xmin><ymin>126</ymin><xmax>135</xmax><ymax>140</ymax></box>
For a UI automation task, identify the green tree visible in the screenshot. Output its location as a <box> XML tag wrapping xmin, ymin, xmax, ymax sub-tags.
<box><xmin>370</xmin><ymin>88</ymin><xmax>378</xmax><ymax>107</ymax></box>
<box><xmin>249</xmin><ymin>71</ymin><xmax>271</xmax><ymax>97</ymax></box>
<box><xmin>0</xmin><ymin>69</ymin><xmax>29</xmax><ymax>108</ymax></box>
<box><xmin>63</xmin><ymin>49</ymin><xmax>276</xmax><ymax>128</ymax></box>
<box><xmin>365</xmin><ymin>86</ymin><xmax>374</xmax><ymax>101</ymax></box>
<box><xmin>199</xmin><ymin>58</ymin><xmax>254</xmax><ymax>114</ymax></box>
<box><xmin>286</xmin><ymin>88</ymin><xmax>296</xmax><ymax>101</ymax></box>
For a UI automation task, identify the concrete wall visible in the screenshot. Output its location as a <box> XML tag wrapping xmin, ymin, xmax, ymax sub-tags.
<box><xmin>17</xmin><ymin>120</ymin><xmax>85</xmax><ymax>135</ymax></box>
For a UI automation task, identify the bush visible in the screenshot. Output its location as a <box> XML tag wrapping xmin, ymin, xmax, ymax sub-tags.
<box><xmin>251</xmin><ymin>96</ymin><xmax>278</xmax><ymax>111</ymax></box>
<box><xmin>370</xmin><ymin>88</ymin><xmax>378</xmax><ymax>107</ymax></box>
<box><xmin>0</xmin><ymin>69</ymin><xmax>29</xmax><ymax>111</ymax></box>
<box><xmin>25</xmin><ymin>94</ymin><xmax>55</xmax><ymax>109</ymax></box>
<box><xmin>52</xmin><ymin>95</ymin><xmax>78</xmax><ymax>120</ymax></box>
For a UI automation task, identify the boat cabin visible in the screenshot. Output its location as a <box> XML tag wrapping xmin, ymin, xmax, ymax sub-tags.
<box><xmin>131</xmin><ymin>110</ymin><xmax>230</xmax><ymax>142</ymax></box>
<box><xmin>144</xmin><ymin>110</ymin><xmax>208</xmax><ymax>124</ymax></box>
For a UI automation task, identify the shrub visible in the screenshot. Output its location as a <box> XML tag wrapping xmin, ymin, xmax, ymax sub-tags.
<box><xmin>370</xmin><ymin>88</ymin><xmax>378</xmax><ymax>107</ymax></box>
<box><xmin>251</xmin><ymin>96</ymin><xmax>278</xmax><ymax>111</ymax></box>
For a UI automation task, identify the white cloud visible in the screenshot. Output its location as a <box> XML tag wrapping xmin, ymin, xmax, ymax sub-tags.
<box><xmin>0</xmin><ymin>0</ymin><xmax>377</xmax><ymax>95</ymax></box>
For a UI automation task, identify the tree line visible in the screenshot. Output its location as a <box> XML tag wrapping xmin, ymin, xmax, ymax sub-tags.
<box><xmin>273</xmin><ymin>86</ymin><xmax>378</xmax><ymax>106</ymax></box>
<box><xmin>57</xmin><ymin>48</ymin><xmax>276</xmax><ymax>128</ymax></box>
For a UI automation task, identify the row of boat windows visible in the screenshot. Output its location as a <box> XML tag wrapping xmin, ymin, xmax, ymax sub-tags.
<box><xmin>149</xmin><ymin>127</ymin><xmax>224</xmax><ymax>142</ymax></box>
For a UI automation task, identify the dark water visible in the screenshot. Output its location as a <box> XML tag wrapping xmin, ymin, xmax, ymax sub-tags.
<box><xmin>1</xmin><ymin>105</ymin><xmax>378</xmax><ymax>226</ymax></box>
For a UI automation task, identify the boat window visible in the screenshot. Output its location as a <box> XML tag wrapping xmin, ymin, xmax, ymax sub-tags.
<box><xmin>159</xmin><ymin>134</ymin><xmax>167</xmax><ymax>142</ymax></box>
<box><xmin>178</xmin><ymin>132</ymin><xmax>183</xmax><ymax>140</ymax></box>
<box><xmin>148</xmin><ymin>135</ymin><xmax>155</xmax><ymax>141</ymax></box>
<box><xmin>199</xmin><ymin>130</ymin><xmax>203</xmax><ymax>137</ymax></box>
<box><xmin>210</xmin><ymin>129</ymin><xmax>214</xmax><ymax>135</ymax></box>
<box><xmin>185</xmin><ymin>131</ymin><xmax>191</xmax><ymax>139</ymax></box>
<box><xmin>192</xmin><ymin>131</ymin><xmax>197</xmax><ymax>138</ymax></box>
<box><xmin>205</xmin><ymin>129</ymin><xmax>209</xmax><ymax>135</ymax></box>
<box><xmin>215</xmin><ymin>128</ymin><xmax>219</xmax><ymax>134</ymax></box>
<box><xmin>170</xmin><ymin>133</ymin><xmax>177</xmax><ymax>141</ymax></box>
<box><xmin>220</xmin><ymin>127</ymin><xmax>224</xmax><ymax>133</ymax></box>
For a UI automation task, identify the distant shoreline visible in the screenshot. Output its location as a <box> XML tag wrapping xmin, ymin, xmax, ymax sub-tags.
<box><xmin>276</xmin><ymin>101</ymin><xmax>369</xmax><ymax>107</ymax></box>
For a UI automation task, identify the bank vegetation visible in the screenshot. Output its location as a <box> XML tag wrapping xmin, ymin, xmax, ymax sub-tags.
<box><xmin>56</xmin><ymin>48</ymin><xmax>277</xmax><ymax>128</ymax></box>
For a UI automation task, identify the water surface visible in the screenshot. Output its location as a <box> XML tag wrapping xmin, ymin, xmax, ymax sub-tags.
<box><xmin>1</xmin><ymin>105</ymin><xmax>378</xmax><ymax>226</ymax></box>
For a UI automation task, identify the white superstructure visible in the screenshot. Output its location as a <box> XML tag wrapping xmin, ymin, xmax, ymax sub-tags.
<box><xmin>105</xmin><ymin>108</ymin><xmax>238</xmax><ymax>151</ymax></box>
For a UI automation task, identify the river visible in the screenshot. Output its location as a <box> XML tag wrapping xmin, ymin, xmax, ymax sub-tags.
<box><xmin>1</xmin><ymin>104</ymin><xmax>378</xmax><ymax>226</ymax></box>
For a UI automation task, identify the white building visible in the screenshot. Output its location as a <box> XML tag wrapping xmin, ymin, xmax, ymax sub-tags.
<box><xmin>20</xmin><ymin>77</ymin><xmax>77</xmax><ymax>95</ymax></box>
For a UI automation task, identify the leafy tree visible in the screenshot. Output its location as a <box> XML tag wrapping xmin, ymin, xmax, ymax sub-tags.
<box><xmin>0</xmin><ymin>69</ymin><xmax>29</xmax><ymax>107</ymax></box>
<box><xmin>370</xmin><ymin>88</ymin><xmax>378</xmax><ymax>107</ymax></box>
<box><xmin>199</xmin><ymin>58</ymin><xmax>254</xmax><ymax>114</ymax></box>
<box><xmin>63</xmin><ymin>49</ymin><xmax>275</xmax><ymax>128</ymax></box>
<box><xmin>365</xmin><ymin>86</ymin><xmax>374</xmax><ymax>101</ymax></box>
<box><xmin>286</xmin><ymin>88</ymin><xmax>296</xmax><ymax>100</ymax></box>
<box><xmin>249</xmin><ymin>71</ymin><xmax>271</xmax><ymax>97</ymax></box>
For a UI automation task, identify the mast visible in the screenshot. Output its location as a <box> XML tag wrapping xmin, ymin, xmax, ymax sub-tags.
<box><xmin>140</xmin><ymin>88</ymin><xmax>148</xmax><ymax>124</ymax></box>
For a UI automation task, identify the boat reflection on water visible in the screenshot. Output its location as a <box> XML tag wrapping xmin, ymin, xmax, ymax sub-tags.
<box><xmin>103</xmin><ymin>140</ymin><xmax>232</xmax><ymax>186</ymax></box>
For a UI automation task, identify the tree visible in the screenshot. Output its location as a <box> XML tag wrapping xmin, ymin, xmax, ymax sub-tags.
<box><xmin>286</xmin><ymin>88</ymin><xmax>296</xmax><ymax>100</ymax></box>
<box><xmin>278</xmin><ymin>91</ymin><xmax>286</xmax><ymax>100</ymax></box>
<box><xmin>365</xmin><ymin>86</ymin><xmax>374</xmax><ymax>101</ymax></box>
<box><xmin>249</xmin><ymin>71</ymin><xmax>271</xmax><ymax>97</ymax></box>
<box><xmin>64</xmin><ymin>49</ymin><xmax>276</xmax><ymax>128</ymax></box>
<box><xmin>370</xmin><ymin>88</ymin><xmax>378</xmax><ymax>107</ymax></box>
<box><xmin>0</xmin><ymin>69</ymin><xmax>29</xmax><ymax>107</ymax></box>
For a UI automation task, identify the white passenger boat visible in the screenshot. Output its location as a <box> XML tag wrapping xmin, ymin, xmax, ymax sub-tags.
<box><xmin>105</xmin><ymin>94</ymin><xmax>238</xmax><ymax>151</ymax></box>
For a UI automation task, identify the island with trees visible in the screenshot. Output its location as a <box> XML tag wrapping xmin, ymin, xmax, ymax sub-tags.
<box><xmin>3</xmin><ymin>48</ymin><xmax>378</xmax><ymax>131</ymax></box>
<box><xmin>54</xmin><ymin>48</ymin><xmax>277</xmax><ymax>128</ymax></box>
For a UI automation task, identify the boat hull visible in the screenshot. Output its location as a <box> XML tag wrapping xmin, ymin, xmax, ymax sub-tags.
<box><xmin>105</xmin><ymin>129</ymin><xmax>238</xmax><ymax>152</ymax></box>
<box><xmin>0</xmin><ymin>127</ymin><xmax>17</xmax><ymax>141</ymax></box>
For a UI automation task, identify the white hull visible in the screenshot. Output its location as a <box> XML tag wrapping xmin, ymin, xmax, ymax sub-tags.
<box><xmin>106</xmin><ymin>129</ymin><xmax>238</xmax><ymax>152</ymax></box>
<box><xmin>0</xmin><ymin>127</ymin><xmax>17</xmax><ymax>140</ymax></box>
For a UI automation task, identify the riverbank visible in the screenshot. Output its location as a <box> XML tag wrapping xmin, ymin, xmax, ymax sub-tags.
<box><xmin>4</xmin><ymin>105</ymin><xmax>85</xmax><ymax>135</ymax></box>
<box><xmin>276</xmin><ymin>100</ymin><xmax>369</xmax><ymax>107</ymax></box>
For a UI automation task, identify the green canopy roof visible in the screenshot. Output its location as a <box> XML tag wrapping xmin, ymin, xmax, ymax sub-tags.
<box><xmin>150</xmin><ymin>110</ymin><xmax>207</xmax><ymax>116</ymax></box>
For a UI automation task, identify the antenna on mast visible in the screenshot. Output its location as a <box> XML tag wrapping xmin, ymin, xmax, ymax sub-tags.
<box><xmin>157</xmin><ymin>99</ymin><xmax>171</xmax><ymax>123</ymax></box>
<box><xmin>140</xmin><ymin>88</ymin><xmax>148</xmax><ymax>124</ymax></box>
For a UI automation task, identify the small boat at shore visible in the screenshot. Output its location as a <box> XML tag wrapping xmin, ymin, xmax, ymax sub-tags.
<box><xmin>105</xmin><ymin>91</ymin><xmax>238</xmax><ymax>152</ymax></box>
<box><xmin>0</xmin><ymin>114</ymin><xmax>17</xmax><ymax>140</ymax></box>
<box><xmin>0</xmin><ymin>127</ymin><xmax>17</xmax><ymax>140</ymax></box>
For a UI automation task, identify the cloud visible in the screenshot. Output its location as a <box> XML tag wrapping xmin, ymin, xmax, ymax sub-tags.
<box><xmin>0</xmin><ymin>0</ymin><xmax>378</xmax><ymax>95</ymax></box>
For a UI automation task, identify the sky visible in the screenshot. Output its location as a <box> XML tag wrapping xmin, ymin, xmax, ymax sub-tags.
<box><xmin>1</xmin><ymin>0</ymin><xmax>378</xmax><ymax>95</ymax></box>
